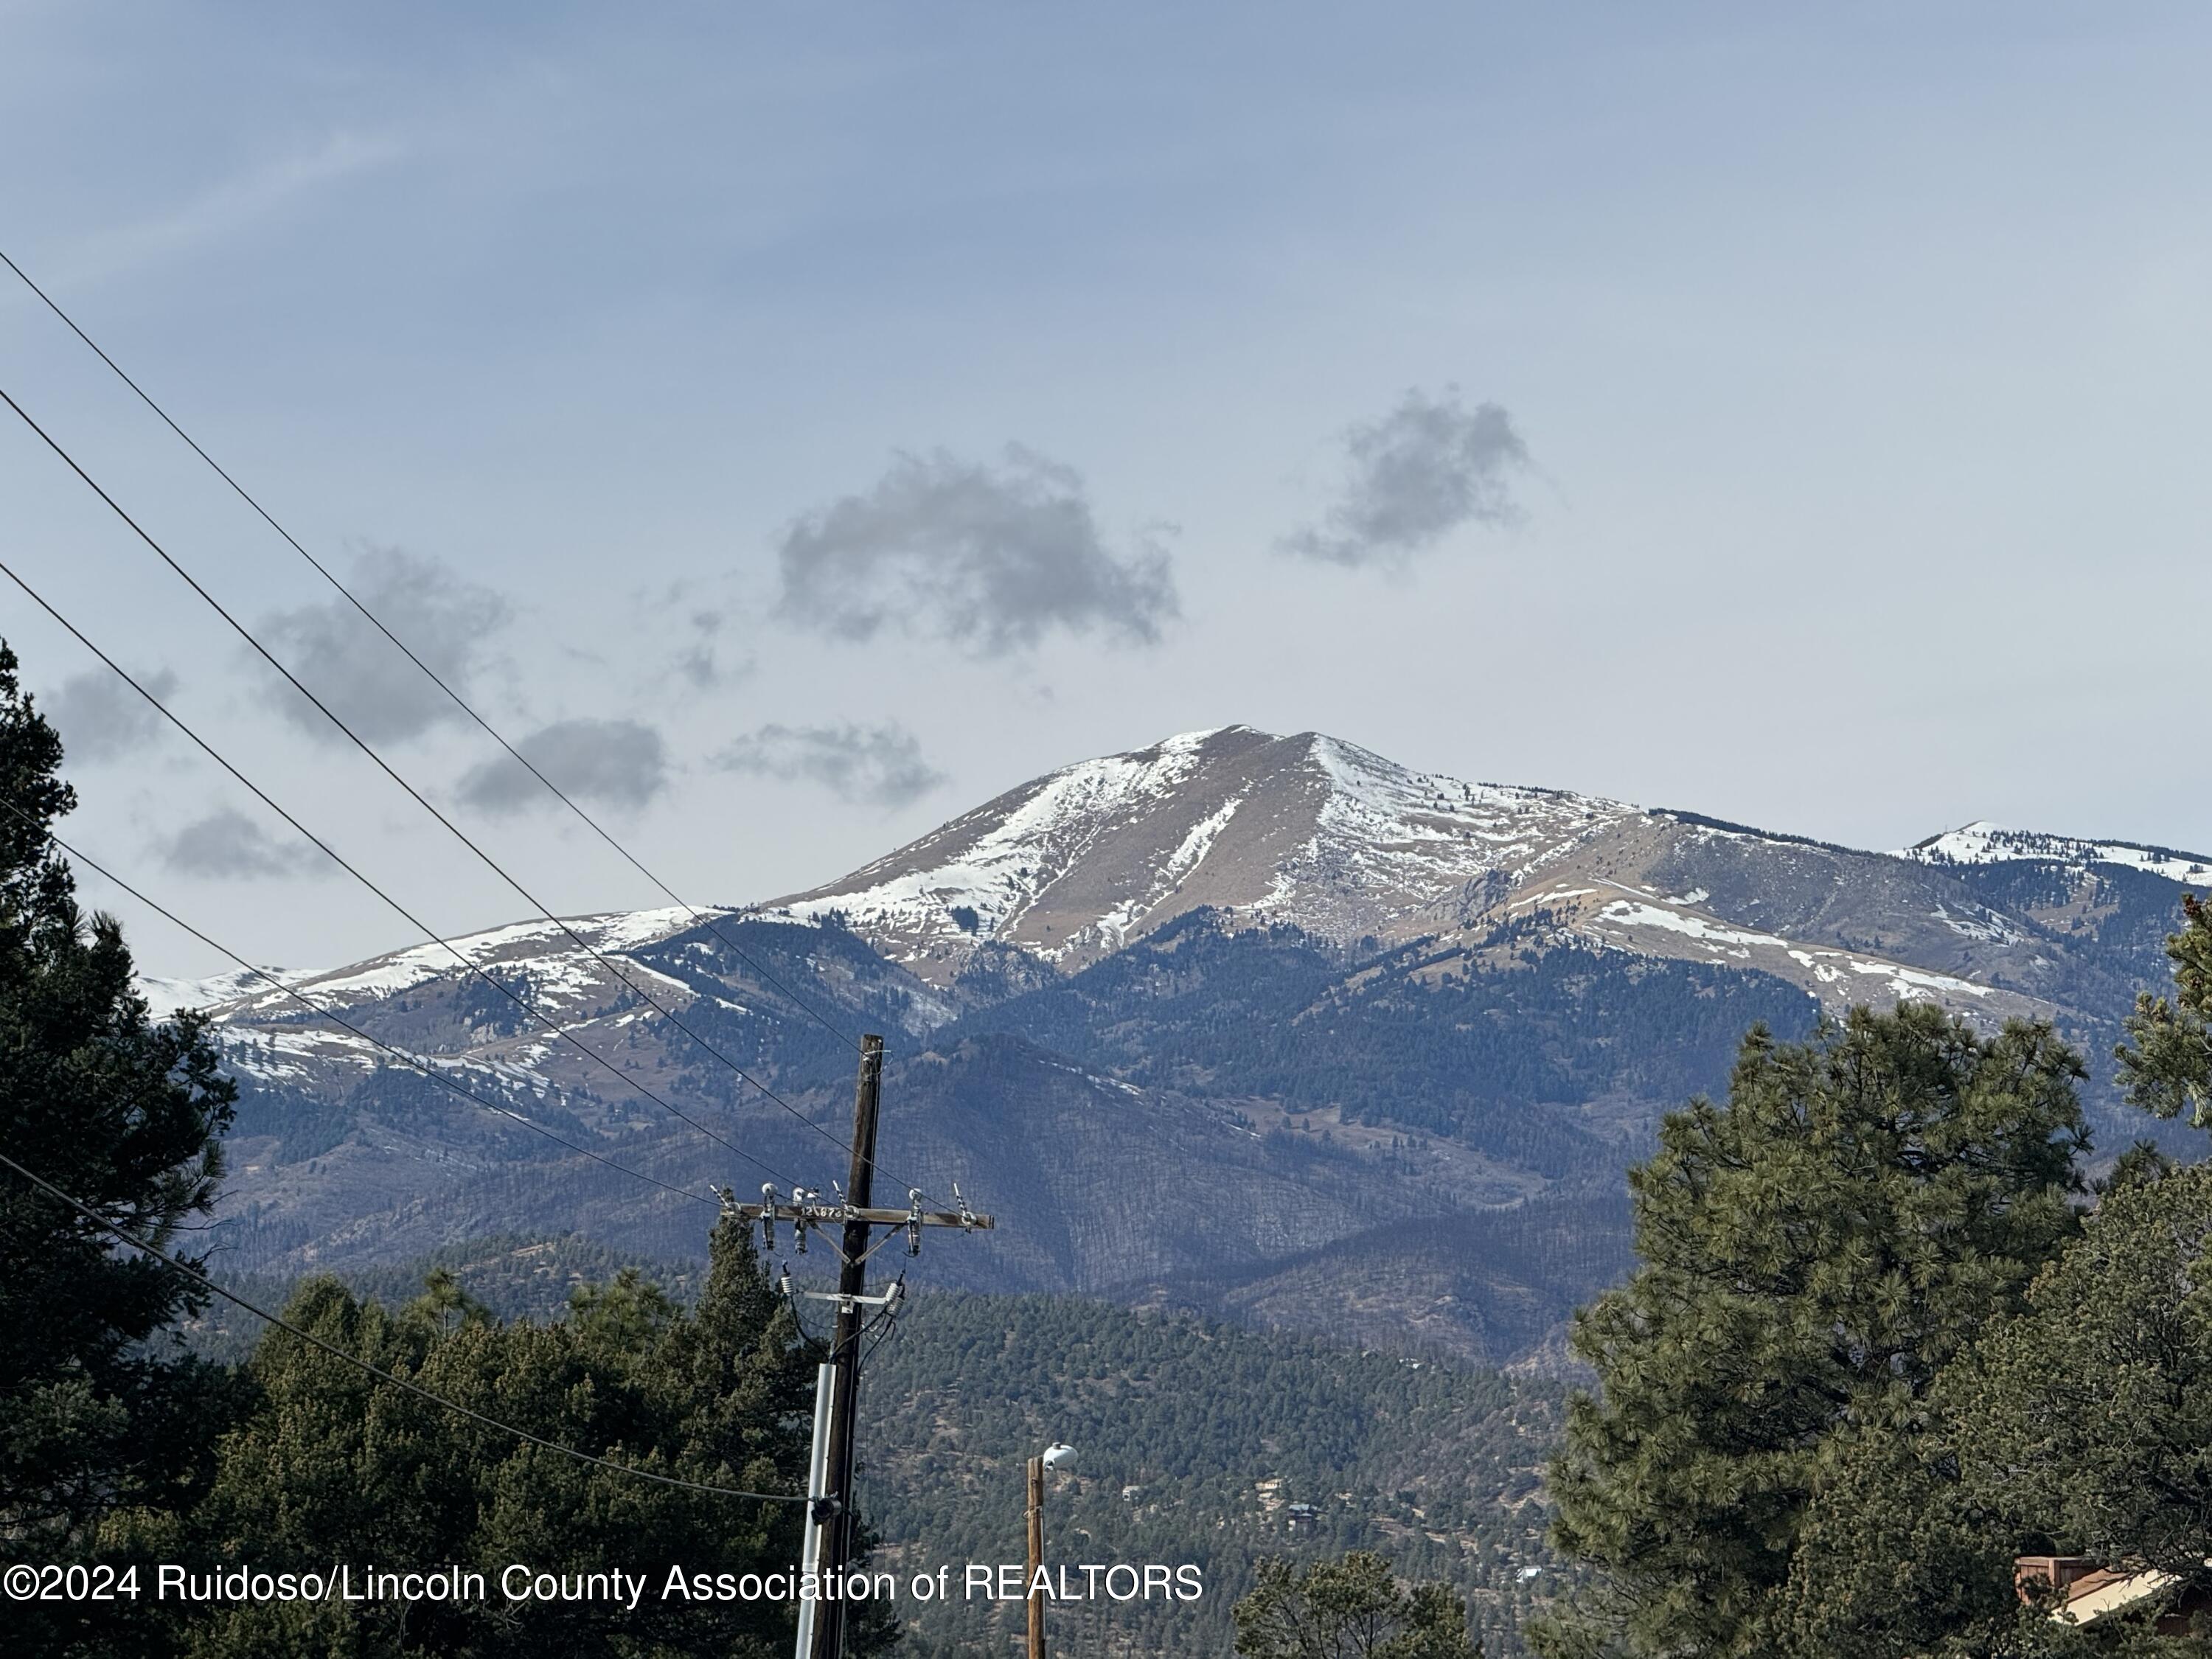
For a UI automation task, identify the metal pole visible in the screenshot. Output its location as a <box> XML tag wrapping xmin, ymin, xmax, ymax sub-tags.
<box><xmin>1026</xmin><ymin>1453</ymin><xmax>1046</xmax><ymax>1659</ymax></box>
<box><xmin>793</xmin><ymin>1362</ymin><xmax>837</xmax><ymax>1659</ymax></box>
<box><xmin>812</xmin><ymin>1034</ymin><xmax>883</xmax><ymax>1659</ymax></box>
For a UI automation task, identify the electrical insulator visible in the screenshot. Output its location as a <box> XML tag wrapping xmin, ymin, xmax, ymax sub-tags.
<box><xmin>906</xmin><ymin>1189</ymin><xmax>923</xmax><ymax>1256</ymax></box>
<box><xmin>759</xmin><ymin>1183</ymin><xmax>778</xmax><ymax>1251</ymax></box>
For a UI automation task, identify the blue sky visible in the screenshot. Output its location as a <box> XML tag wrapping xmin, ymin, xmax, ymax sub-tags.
<box><xmin>4</xmin><ymin>3</ymin><xmax>2207</xmax><ymax>975</ymax></box>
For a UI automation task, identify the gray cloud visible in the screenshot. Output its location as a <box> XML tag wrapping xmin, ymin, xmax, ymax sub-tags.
<box><xmin>45</xmin><ymin>667</ymin><xmax>179</xmax><ymax>763</ymax></box>
<box><xmin>775</xmin><ymin>445</ymin><xmax>1177</xmax><ymax>656</ymax></box>
<box><xmin>157</xmin><ymin>807</ymin><xmax>324</xmax><ymax>879</ymax></box>
<box><xmin>1280</xmin><ymin>388</ymin><xmax>1529</xmax><ymax>568</ymax></box>
<box><xmin>714</xmin><ymin>721</ymin><xmax>947</xmax><ymax>810</ymax></box>
<box><xmin>675</xmin><ymin>608</ymin><xmax>752</xmax><ymax>690</ymax></box>
<box><xmin>456</xmin><ymin>717</ymin><xmax>669</xmax><ymax>815</ymax></box>
<box><xmin>260</xmin><ymin>546</ymin><xmax>509</xmax><ymax>743</ymax></box>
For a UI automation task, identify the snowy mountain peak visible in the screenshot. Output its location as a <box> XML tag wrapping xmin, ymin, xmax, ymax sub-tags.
<box><xmin>772</xmin><ymin>726</ymin><xmax>1643</xmax><ymax>978</ymax></box>
<box><xmin>1899</xmin><ymin>822</ymin><xmax>2212</xmax><ymax>886</ymax></box>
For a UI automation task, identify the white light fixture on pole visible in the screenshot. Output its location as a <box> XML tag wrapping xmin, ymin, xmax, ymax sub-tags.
<box><xmin>1027</xmin><ymin>1442</ymin><xmax>1077</xmax><ymax>1659</ymax></box>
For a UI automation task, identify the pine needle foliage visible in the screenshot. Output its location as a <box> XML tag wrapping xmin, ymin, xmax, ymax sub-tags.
<box><xmin>139</xmin><ymin>1217</ymin><xmax>844</xmax><ymax>1659</ymax></box>
<box><xmin>0</xmin><ymin>641</ymin><xmax>241</xmax><ymax>1656</ymax></box>
<box><xmin>2118</xmin><ymin>891</ymin><xmax>2212</xmax><ymax>1126</ymax></box>
<box><xmin>1235</xmin><ymin>1550</ymin><xmax>1484</xmax><ymax>1659</ymax></box>
<box><xmin>1536</xmin><ymin>1004</ymin><xmax>2090</xmax><ymax>1658</ymax></box>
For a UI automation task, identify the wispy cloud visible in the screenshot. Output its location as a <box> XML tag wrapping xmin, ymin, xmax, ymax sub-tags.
<box><xmin>53</xmin><ymin>131</ymin><xmax>409</xmax><ymax>286</ymax></box>
<box><xmin>675</xmin><ymin>607</ymin><xmax>751</xmax><ymax>691</ymax></box>
<box><xmin>456</xmin><ymin>717</ymin><xmax>669</xmax><ymax>815</ymax></box>
<box><xmin>774</xmin><ymin>445</ymin><xmax>1178</xmax><ymax>656</ymax></box>
<box><xmin>1280</xmin><ymin>388</ymin><xmax>1528</xmax><ymax>569</ymax></box>
<box><xmin>714</xmin><ymin>720</ymin><xmax>947</xmax><ymax>810</ymax></box>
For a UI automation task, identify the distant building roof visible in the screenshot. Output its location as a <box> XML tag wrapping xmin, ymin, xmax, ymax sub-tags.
<box><xmin>2017</xmin><ymin>1555</ymin><xmax>2212</xmax><ymax>1630</ymax></box>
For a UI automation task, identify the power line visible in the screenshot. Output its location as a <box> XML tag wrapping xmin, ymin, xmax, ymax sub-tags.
<box><xmin>0</xmin><ymin>550</ymin><xmax>797</xmax><ymax>1189</ymax></box>
<box><xmin>0</xmin><ymin>246</ymin><xmax>973</xmax><ymax>1221</ymax></box>
<box><xmin>0</xmin><ymin>383</ymin><xmax>869</xmax><ymax>1182</ymax></box>
<box><xmin>0</xmin><ymin>1149</ymin><xmax>804</xmax><ymax>1504</ymax></box>
<box><xmin>0</xmin><ymin>351</ymin><xmax>951</xmax><ymax>1220</ymax></box>
<box><xmin>0</xmin><ymin>244</ymin><xmax>861</xmax><ymax>1057</ymax></box>
<box><xmin>2</xmin><ymin>799</ymin><xmax>717</xmax><ymax>1212</ymax></box>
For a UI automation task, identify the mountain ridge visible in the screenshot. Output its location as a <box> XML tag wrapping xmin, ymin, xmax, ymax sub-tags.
<box><xmin>1900</xmin><ymin>820</ymin><xmax>2212</xmax><ymax>885</ymax></box>
<box><xmin>146</xmin><ymin>726</ymin><xmax>2204</xmax><ymax>1363</ymax></box>
<box><xmin>147</xmin><ymin>725</ymin><xmax>2202</xmax><ymax>1028</ymax></box>
<box><xmin>761</xmin><ymin>724</ymin><xmax>2183</xmax><ymax>1031</ymax></box>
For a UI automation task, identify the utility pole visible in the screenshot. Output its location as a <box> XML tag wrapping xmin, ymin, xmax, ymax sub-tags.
<box><xmin>815</xmin><ymin>1033</ymin><xmax>880</xmax><ymax>1659</ymax></box>
<box><xmin>1026</xmin><ymin>1453</ymin><xmax>1046</xmax><ymax>1659</ymax></box>
<box><xmin>725</xmin><ymin>1034</ymin><xmax>994</xmax><ymax>1659</ymax></box>
<box><xmin>1022</xmin><ymin>1445</ymin><xmax>1073</xmax><ymax>1659</ymax></box>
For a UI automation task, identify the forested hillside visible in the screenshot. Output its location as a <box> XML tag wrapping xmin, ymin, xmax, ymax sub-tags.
<box><xmin>858</xmin><ymin>1291</ymin><xmax>1568</xmax><ymax>1656</ymax></box>
<box><xmin>190</xmin><ymin>1261</ymin><xmax>1570</xmax><ymax>1655</ymax></box>
<box><xmin>939</xmin><ymin>911</ymin><xmax>1822</xmax><ymax>1164</ymax></box>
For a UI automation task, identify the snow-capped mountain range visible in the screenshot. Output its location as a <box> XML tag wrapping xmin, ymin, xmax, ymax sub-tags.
<box><xmin>153</xmin><ymin>726</ymin><xmax>2206</xmax><ymax>1361</ymax></box>
<box><xmin>155</xmin><ymin>724</ymin><xmax>2208</xmax><ymax>1044</ymax></box>
<box><xmin>760</xmin><ymin>725</ymin><xmax>2205</xmax><ymax>1024</ymax></box>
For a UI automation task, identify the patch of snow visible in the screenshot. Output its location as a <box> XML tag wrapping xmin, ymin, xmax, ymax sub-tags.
<box><xmin>1843</xmin><ymin>958</ymin><xmax>1992</xmax><ymax>1001</ymax></box>
<box><xmin>613</xmin><ymin>961</ymin><xmax>701</xmax><ymax>999</ymax></box>
<box><xmin>1596</xmin><ymin>904</ymin><xmax>1997</xmax><ymax>1006</ymax></box>
<box><xmin>1929</xmin><ymin>902</ymin><xmax>2023</xmax><ymax>945</ymax></box>
<box><xmin>1594</xmin><ymin>901</ymin><xmax>1785</xmax><ymax>957</ymax></box>
<box><xmin>218</xmin><ymin>1025</ymin><xmax>384</xmax><ymax>1080</ymax></box>
<box><xmin>1901</xmin><ymin>822</ymin><xmax>2212</xmax><ymax>886</ymax></box>
<box><xmin>138</xmin><ymin>964</ymin><xmax>318</xmax><ymax>1012</ymax></box>
<box><xmin>1509</xmin><ymin>887</ymin><xmax>1596</xmax><ymax>912</ymax></box>
<box><xmin>1787</xmin><ymin>948</ymin><xmax>1845</xmax><ymax>985</ymax></box>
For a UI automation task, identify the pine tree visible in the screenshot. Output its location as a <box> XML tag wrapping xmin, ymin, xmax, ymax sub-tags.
<box><xmin>1234</xmin><ymin>1550</ymin><xmax>1484</xmax><ymax>1658</ymax></box>
<box><xmin>2118</xmin><ymin>891</ymin><xmax>2212</xmax><ymax>1124</ymax></box>
<box><xmin>1778</xmin><ymin>1155</ymin><xmax>2212</xmax><ymax>1658</ymax></box>
<box><xmin>1535</xmin><ymin>1004</ymin><xmax>2090</xmax><ymax>1658</ymax></box>
<box><xmin>0</xmin><ymin>641</ymin><xmax>239</xmax><ymax>1652</ymax></box>
<box><xmin>1771</xmin><ymin>900</ymin><xmax>2212</xmax><ymax>1656</ymax></box>
<box><xmin>1775</xmin><ymin>1425</ymin><xmax>2017</xmax><ymax>1659</ymax></box>
<box><xmin>162</xmin><ymin>1217</ymin><xmax>845</xmax><ymax>1658</ymax></box>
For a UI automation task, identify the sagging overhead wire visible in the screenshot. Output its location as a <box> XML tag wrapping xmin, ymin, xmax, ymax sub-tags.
<box><xmin>0</xmin><ymin>1150</ymin><xmax>804</xmax><ymax>1504</ymax></box>
<box><xmin>0</xmin><ymin>549</ymin><xmax>797</xmax><ymax>1189</ymax></box>
<box><xmin>1</xmin><ymin>799</ymin><xmax>717</xmax><ymax>1212</ymax></box>
<box><xmin>0</xmin><ymin>243</ymin><xmax>860</xmax><ymax>1057</ymax></box>
<box><xmin>0</xmin><ymin>382</ymin><xmax>869</xmax><ymax>1182</ymax></box>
